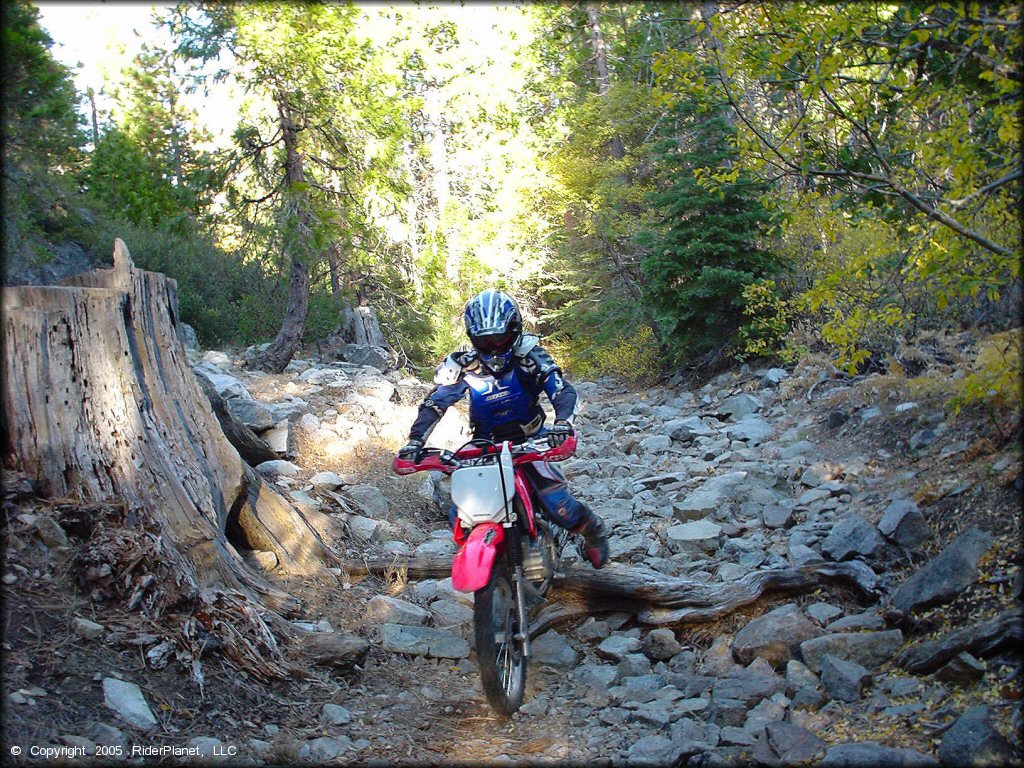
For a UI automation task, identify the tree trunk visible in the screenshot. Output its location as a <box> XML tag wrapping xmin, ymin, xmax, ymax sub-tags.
<box><xmin>194</xmin><ymin>371</ymin><xmax>278</xmax><ymax>467</ymax></box>
<box><xmin>343</xmin><ymin>556</ymin><xmax>879</xmax><ymax>635</ymax></box>
<box><xmin>248</xmin><ymin>94</ymin><xmax>313</xmax><ymax>374</ymax></box>
<box><xmin>586</xmin><ymin>1</ymin><xmax>625</xmax><ymax>160</ymax></box>
<box><xmin>2</xmin><ymin>239</ymin><xmax>341</xmax><ymax>679</ymax></box>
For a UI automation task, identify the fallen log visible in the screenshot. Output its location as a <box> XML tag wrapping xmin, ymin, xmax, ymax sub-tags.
<box><xmin>894</xmin><ymin>609</ymin><xmax>1024</xmax><ymax>675</ymax></box>
<box><xmin>194</xmin><ymin>371</ymin><xmax>277</xmax><ymax>467</ymax></box>
<box><xmin>342</xmin><ymin>555</ymin><xmax>880</xmax><ymax>635</ymax></box>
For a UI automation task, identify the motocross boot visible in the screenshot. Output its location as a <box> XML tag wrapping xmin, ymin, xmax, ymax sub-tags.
<box><xmin>572</xmin><ymin>509</ymin><xmax>609</xmax><ymax>569</ymax></box>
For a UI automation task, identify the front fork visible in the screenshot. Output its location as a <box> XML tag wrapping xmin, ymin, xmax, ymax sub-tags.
<box><xmin>504</xmin><ymin>522</ymin><xmax>532</xmax><ymax>659</ymax></box>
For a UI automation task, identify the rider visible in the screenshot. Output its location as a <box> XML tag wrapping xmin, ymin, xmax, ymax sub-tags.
<box><xmin>398</xmin><ymin>289</ymin><xmax>610</xmax><ymax>569</ymax></box>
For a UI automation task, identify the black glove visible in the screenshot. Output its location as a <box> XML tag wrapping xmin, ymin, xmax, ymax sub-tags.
<box><xmin>398</xmin><ymin>439</ymin><xmax>424</xmax><ymax>461</ymax></box>
<box><xmin>546</xmin><ymin>420</ymin><xmax>574</xmax><ymax>447</ymax></box>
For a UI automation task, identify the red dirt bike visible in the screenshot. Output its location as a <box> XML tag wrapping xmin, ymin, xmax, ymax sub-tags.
<box><xmin>392</xmin><ymin>435</ymin><xmax>576</xmax><ymax>715</ymax></box>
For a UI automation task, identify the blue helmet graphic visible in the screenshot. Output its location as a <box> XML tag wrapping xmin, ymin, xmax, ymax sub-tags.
<box><xmin>464</xmin><ymin>290</ymin><xmax>522</xmax><ymax>374</ymax></box>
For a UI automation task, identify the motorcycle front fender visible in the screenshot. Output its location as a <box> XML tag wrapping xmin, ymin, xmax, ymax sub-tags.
<box><xmin>451</xmin><ymin>522</ymin><xmax>505</xmax><ymax>593</ymax></box>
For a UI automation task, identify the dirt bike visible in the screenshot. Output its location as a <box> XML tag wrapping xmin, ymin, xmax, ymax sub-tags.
<box><xmin>392</xmin><ymin>434</ymin><xmax>576</xmax><ymax>715</ymax></box>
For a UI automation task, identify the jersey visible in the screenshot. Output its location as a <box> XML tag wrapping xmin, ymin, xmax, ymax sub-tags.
<box><xmin>408</xmin><ymin>335</ymin><xmax>578</xmax><ymax>443</ymax></box>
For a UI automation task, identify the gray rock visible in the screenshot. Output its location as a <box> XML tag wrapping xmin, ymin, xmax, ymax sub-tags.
<box><xmin>726</xmin><ymin>416</ymin><xmax>773</xmax><ymax>444</ymax></box>
<box><xmin>262</xmin><ymin>420</ymin><xmax>291</xmax><ymax>454</ymax></box>
<box><xmin>365</xmin><ymin>595</ymin><xmax>429</xmax><ymax>626</ymax></box>
<box><xmin>310</xmin><ymin>471</ymin><xmax>345</xmax><ymax>491</ymax></box>
<box><xmin>193</xmin><ymin>363</ymin><xmax>252</xmax><ymax>400</ymax></box>
<box><xmin>821</xmin><ymin>741</ymin><xmax>937</xmax><ymax>766</ymax></box>
<box><xmin>909</xmin><ymin>428</ymin><xmax>937</xmax><ymax>450</ymax></box>
<box><xmin>762</xmin><ymin>368</ymin><xmax>789</xmax><ymax>387</ymax></box>
<box><xmin>806</xmin><ymin>602</ymin><xmax>843</xmax><ymax>626</ymax></box>
<box><xmin>84</xmin><ymin>722</ymin><xmax>128</xmax><ymax>749</ymax></box>
<box><xmin>791</xmin><ymin>686</ymin><xmax>826</xmax><ymax>712</ymax></box>
<box><xmin>531</xmin><ymin>630</ymin><xmax>579</xmax><ymax>669</ymax></box>
<box><xmin>761</xmin><ymin>505</ymin><xmax>795</xmax><ymax>529</ymax></box>
<box><xmin>719</xmin><ymin>393</ymin><xmax>764</xmax><ymax>420</ymax></box>
<box><xmin>707</xmin><ymin>697</ymin><xmax>748</xmax><ymax>727</ymax></box>
<box><xmin>821</xmin><ymin>513</ymin><xmax>885</xmax><ymax>561</ymax></box>
<box><xmin>892</xmin><ymin>527</ymin><xmax>994</xmax><ymax>614</ymax></box>
<box><xmin>757</xmin><ymin>721</ymin><xmax>827</xmax><ymax>766</ymax></box>
<box><xmin>828</xmin><ymin>611</ymin><xmax>884</xmax><ymax>632</ymax></box>
<box><xmin>938</xmin><ymin>705</ymin><xmax>1021</xmax><ymax>767</ymax></box>
<box><xmin>428</xmin><ymin>598</ymin><xmax>473</xmax><ymax>629</ymax></box>
<box><xmin>618</xmin><ymin>653</ymin><xmax>653</xmax><ymax>678</ymax></box>
<box><xmin>711</xmin><ymin>661</ymin><xmax>786</xmax><ymax>706</ymax></box>
<box><xmin>74</xmin><ymin>617</ymin><xmax>105</xmax><ymax>640</ymax></box>
<box><xmin>254</xmin><ymin>459</ymin><xmax>300</xmax><ymax>477</ymax></box>
<box><xmin>674</xmin><ymin>471</ymin><xmax>749</xmax><ymax>517</ymax></box>
<box><xmin>827</xmin><ymin>409</ymin><xmax>849</xmax><ymax>429</ymax></box>
<box><xmin>642</xmin><ymin>628</ymin><xmax>682</xmax><ymax>660</ymax></box>
<box><xmin>820</xmin><ymin>655</ymin><xmax>871</xmax><ymax>702</ymax></box>
<box><xmin>799</xmin><ymin>630</ymin><xmax>904</xmax><ymax>673</ymax></box>
<box><xmin>298</xmin><ymin>736</ymin><xmax>352</xmax><ymax>762</ymax></box>
<box><xmin>732</xmin><ymin>604</ymin><xmax>823</xmax><ymax>668</ymax></box>
<box><xmin>879</xmin><ymin>498</ymin><xmax>930</xmax><ymax>548</ymax></box>
<box><xmin>338</xmin><ymin>343</ymin><xmax>396</xmax><ymax>371</ymax></box>
<box><xmin>859</xmin><ymin>406</ymin><xmax>882</xmax><ymax>421</ymax></box>
<box><xmin>799</xmin><ymin>462</ymin><xmax>836</xmax><ymax>486</ymax></box>
<box><xmin>347</xmin><ymin>515</ymin><xmax>380</xmax><ymax>541</ymax></box>
<box><xmin>414</xmin><ymin>538</ymin><xmax>455</xmax><ymax>558</ymax></box>
<box><xmin>379</xmin><ymin>624</ymin><xmax>469</xmax><ymax>659</ymax></box>
<box><xmin>781</xmin><ymin>440</ymin><xmax>815</xmax><ymax>459</ymax></box>
<box><xmin>575</xmin><ymin>617</ymin><xmax>612</xmax><ymax>642</ymax></box>
<box><xmin>345</xmin><ymin>485</ymin><xmax>390</xmax><ymax>517</ymax></box>
<box><xmin>667</xmin><ymin>519</ymin><xmax>722</xmax><ymax>552</ymax></box>
<box><xmin>597</xmin><ymin>634</ymin><xmax>643</xmax><ymax>661</ymax></box>
<box><xmin>574</xmin><ymin>663</ymin><xmax>620</xmax><ymax>689</ymax></box>
<box><xmin>664</xmin><ymin>416</ymin><xmax>716</xmax><ymax>441</ymax></box>
<box><xmin>639</xmin><ymin>434</ymin><xmax>674</xmax><ymax>453</ymax></box>
<box><xmin>102</xmin><ymin>679</ymin><xmax>157</xmax><ymax>730</ymax></box>
<box><xmin>382</xmin><ymin>540</ymin><xmax>412</xmax><ymax>557</ymax></box>
<box><xmin>933</xmin><ymin>652</ymin><xmax>986</xmax><ymax>687</ymax></box>
<box><xmin>701</xmin><ymin>635</ymin><xmax>740</xmax><ymax>676</ymax></box>
<box><xmin>785</xmin><ymin>659</ymin><xmax>819</xmax><ymax>695</ymax></box>
<box><xmin>322</xmin><ymin>703</ymin><xmax>352</xmax><ymax>726</ymax></box>
<box><xmin>225</xmin><ymin>398</ymin><xmax>276</xmax><ymax>432</ymax></box>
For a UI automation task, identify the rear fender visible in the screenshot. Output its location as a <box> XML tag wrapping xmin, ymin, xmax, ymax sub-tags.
<box><xmin>451</xmin><ymin>523</ymin><xmax>505</xmax><ymax>592</ymax></box>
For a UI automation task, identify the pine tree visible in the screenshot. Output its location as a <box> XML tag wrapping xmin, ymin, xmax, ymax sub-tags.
<box><xmin>640</xmin><ymin>103</ymin><xmax>777</xmax><ymax>358</ymax></box>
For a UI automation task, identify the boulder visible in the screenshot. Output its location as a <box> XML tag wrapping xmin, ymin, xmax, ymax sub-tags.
<box><xmin>821</xmin><ymin>513</ymin><xmax>885</xmax><ymax>561</ymax></box>
<box><xmin>719</xmin><ymin>393</ymin><xmax>764</xmax><ymax>421</ymax></box>
<box><xmin>321</xmin><ymin>703</ymin><xmax>352</xmax><ymax>726</ymax></box>
<box><xmin>666</xmin><ymin>519</ymin><xmax>722</xmax><ymax>553</ymax></box>
<box><xmin>732</xmin><ymin>604</ymin><xmax>823</xmax><ymax>668</ymax></box>
<box><xmin>364</xmin><ymin>595</ymin><xmax>429</xmax><ymax>626</ymax></box>
<box><xmin>379</xmin><ymin>624</ymin><xmax>469</xmax><ymax>659</ymax></box>
<box><xmin>102</xmin><ymin>679</ymin><xmax>157</xmax><ymax>731</ymax></box>
<box><xmin>821</xmin><ymin>742</ymin><xmax>937</xmax><ymax>767</ymax></box>
<box><xmin>597</xmin><ymin>634</ymin><xmax>643</xmax><ymax>662</ymax></box>
<box><xmin>225</xmin><ymin>399</ymin><xmax>276</xmax><ymax>432</ymax></box>
<box><xmin>892</xmin><ymin>527</ymin><xmax>994</xmax><ymax>614</ymax></box>
<box><xmin>937</xmin><ymin>705</ymin><xmax>1021</xmax><ymax>767</ymax></box>
<box><xmin>642</xmin><ymin>628</ymin><xmax>682</xmax><ymax>661</ymax></box>
<box><xmin>878</xmin><ymin>498</ymin><xmax>930</xmax><ymax>549</ymax></box>
<box><xmin>338</xmin><ymin>343</ymin><xmax>397</xmax><ymax>371</ymax></box>
<box><xmin>799</xmin><ymin>630</ymin><xmax>904</xmax><ymax>673</ymax></box>
<box><xmin>820</xmin><ymin>655</ymin><xmax>871</xmax><ymax>702</ymax></box>
<box><xmin>663</xmin><ymin>416</ymin><xmax>716</xmax><ymax>441</ymax></box>
<box><xmin>344</xmin><ymin>485</ymin><xmax>390</xmax><ymax>518</ymax></box>
<box><xmin>726</xmin><ymin>415</ymin><xmax>773</xmax><ymax>444</ymax></box>
<box><xmin>193</xmin><ymin>362</ymin><xmax>252</xmax><ymax>401</ymax></box>
<box><xmin>933</xmin><ymin>652</ymin><xmax>986</xmax><ymax>687</ymax></box>
<box><xmin>755</xmin><ymin>721</ymin><xmax>826</xmax><ymax>766</ymax></box>
<box><xmin>531</xmin><ymin>630</ymin><xmax>579</xmax><ymax>669</ymax></box>
<box><xmin>674</xmin><ymin>472</ymin><xmax>748</xmax><ymax>517</ymax></box>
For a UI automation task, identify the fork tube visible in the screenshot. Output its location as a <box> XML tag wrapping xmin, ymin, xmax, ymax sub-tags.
<box><xmin>506</xmin><ymin>532</ymin><xmax>531</xmax><ymax>658</ymax></box>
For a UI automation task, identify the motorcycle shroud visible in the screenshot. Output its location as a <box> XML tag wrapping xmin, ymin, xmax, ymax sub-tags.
<box><xmin>451</xmin><ymin>522</ymin><xmax>505</xmax><ymax>592</ymax></box>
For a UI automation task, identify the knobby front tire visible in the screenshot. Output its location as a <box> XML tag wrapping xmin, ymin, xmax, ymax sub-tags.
<box><xmin>474</xmin><ymin>563</ymin><xmax>527</xmax><ymax>716</ymax></box>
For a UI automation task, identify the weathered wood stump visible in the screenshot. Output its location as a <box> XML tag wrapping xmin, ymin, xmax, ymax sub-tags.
<box><xmin>2</xmin><ymin>240</ymin><xmax>340</xmax><ymax>679</ymax></box>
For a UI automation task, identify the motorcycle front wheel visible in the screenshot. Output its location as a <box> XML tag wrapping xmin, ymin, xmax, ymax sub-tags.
<box><xmin>474</xmin><ymin>561</ymin><xmax>527</xmax><ymax>715</ymax></box>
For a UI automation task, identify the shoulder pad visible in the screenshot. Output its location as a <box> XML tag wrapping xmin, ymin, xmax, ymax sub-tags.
<box><xmin>512</xmin><ymin>333</ymin><xmax>540</xmax><ymax>357</ymax></box>
<box><xmin>523</xmin><ymin>344</ymin><xmax>559</xmax><ymax>377</ymax></box>
<box><xmin>433</xmin><ymin>350</ymin><xmax>477</xmax><ymax>385</ymax></box>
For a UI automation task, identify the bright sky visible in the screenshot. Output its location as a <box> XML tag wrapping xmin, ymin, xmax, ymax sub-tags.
<box><xmin>35</xmin><ymin>1</ymin><xmax>242</xmax><ymax>146</ymax></box>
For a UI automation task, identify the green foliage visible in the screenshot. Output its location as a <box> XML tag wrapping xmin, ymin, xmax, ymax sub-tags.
<box><xmin>735</xmin><ymin>279</ymin><xmax>798</xmax><ymax>363</ymax></box>
<box><xmin>640</xmin><ymin>107</ymin><xmax>778</xmax><ymax>359</ymax></box>
<box><xmin>946</xmin><ymin>328</ymin><xmax>1023</xmax><ymax>421</ymax></box>
<box><xmin>565</xmin><ymin>325</ymin><xmax>661</xmax><ymax>384</ymax></box>
<box><xmin>1</xmin><ymin>0</ymin><xmax>84</xmax><ymax>171</ymax></box>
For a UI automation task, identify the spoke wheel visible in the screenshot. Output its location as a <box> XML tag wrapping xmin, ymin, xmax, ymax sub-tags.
<box><xmin>474</xmin><ymin>562</ymin><xmax>526</xmax><ymax>716</ymax></box>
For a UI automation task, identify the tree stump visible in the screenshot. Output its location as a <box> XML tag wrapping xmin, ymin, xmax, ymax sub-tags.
<box><xmin>2</xmin><ymin>240</ymin><xmax>338</xmax><ymax>678</ymax></box>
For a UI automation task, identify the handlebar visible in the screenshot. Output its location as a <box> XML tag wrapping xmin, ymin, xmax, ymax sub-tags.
<box><xmin>392</xmin><ymin>434</ymin><xmax>577</xmax><ymax>476</ymax></box>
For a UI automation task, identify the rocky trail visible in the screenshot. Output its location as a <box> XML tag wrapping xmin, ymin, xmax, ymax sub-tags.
<box><xmin>3</xmin><ymin>342</ymin><xmax>1022</xmax><ymax>766</ymax></box>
